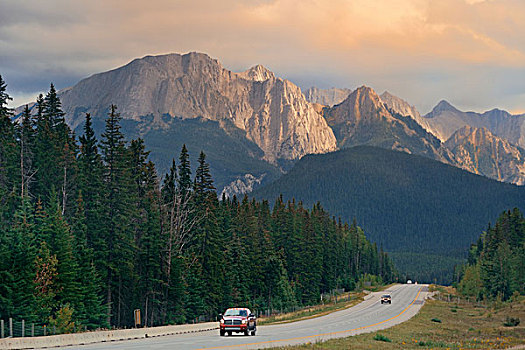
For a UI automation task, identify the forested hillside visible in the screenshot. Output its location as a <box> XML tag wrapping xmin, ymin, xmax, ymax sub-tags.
<box><xmin>0</xmin><ymin>76</ymin><xmax>394</xmax><ymax>330</ymax></box>
<box><xmin>457</xmin><ymin>208</ymin><xmax>524</xmax><ymax>301</ymax></box>
<box><xmin>252</xmin><ymin>146</ymin><xmax>525</xmax><ymax>283</ymax></box>
<box><xmin>79</xmin><ymin>114</ymin><xmax>283</xmax><ymax>195</ymax></box>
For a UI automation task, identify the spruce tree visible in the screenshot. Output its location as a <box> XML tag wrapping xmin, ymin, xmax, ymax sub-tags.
<box><xmin>77</xmin><ymin>113</ymin><xmax>106</xmax><ymax>269</ymax></box>
<box><xmin>36</xmin><ymin>190</ymin><xmax>82</xmax><ymax>319</ymax></box>
<box><xmin>0</xmin><ymin>75</ymin><xmax>18</xmax><ymax>219</ymax></box>
<box><xmin>70</xmin><ymin>193</ymin><xmax>107</xmax><ymax>329</ymax></box>
<box><xmin>33</xmin><ymin>84</ymin><xmax>76</xmax><ymax>212</ymax></box>
<box><xmin>193</xmin><ymin>151</ymin><xmax>223</xmax><ymax>317</ymax></box>
<box><xmin>7</xmin><ymin>198</ymin><xmax>38</xmax><ymax>322</ymax></box>
<box><xmin>177</xmin><ymin>144</ymin><xmax>192</xmax><ymax>198</ymax></box>
<box><xmin>100</xmin><ymin>105</ymin><xmax>136</xmax><ymax>327</ymax></box>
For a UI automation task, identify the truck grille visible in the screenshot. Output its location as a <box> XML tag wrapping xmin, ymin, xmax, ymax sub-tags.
<box><xmin>224</xmin><ymin>320</ymin><xmax>242</xmax><ymax>325</ymax></box>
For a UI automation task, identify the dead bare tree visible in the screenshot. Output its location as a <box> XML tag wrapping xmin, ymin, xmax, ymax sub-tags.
<box><xmin>160</xmin><ymin>189</ymin><xmax>203</xmax><ymax>323</ymax></box>
<box><xmin>19</xmin><ymin>117</ymin><xmax>37</xmax><ymax>202</ymax></box>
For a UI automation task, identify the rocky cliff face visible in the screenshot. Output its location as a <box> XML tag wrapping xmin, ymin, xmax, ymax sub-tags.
<box><xmin>422</xmin><ymin>101</ymin><xmax>525</xmax><ymax>148</ymax></box>
<box><xmin>379</xmin><ymin>91</ymin><xmax>435</xmax><ymax>136</ymax></box>
<box><xmin>303</xmin><ymin>87</ymin><xmax>352</xmax><ymax>107</ymax></box>
<box><xmin>445</xmin><ymin>126</ymin><xmax>525</xmax><ymax>185</ymax></box>
<box><xmin>58</xmin><ymin>52</ymin><xmax>337</xmax><ymax>162</ymax></box>
<box><xmin>324</xmin><ymin>86</ymin><xmax>454</xmax><ymax>163</ymax></box>
<box><xmin>220</xmin><ymin>173</ymin><xmax>266</xmax><ymax>199</ymax></box>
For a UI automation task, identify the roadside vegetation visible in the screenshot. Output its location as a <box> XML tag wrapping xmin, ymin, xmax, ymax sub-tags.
<box><xmin>272</xmin><ymin>287</ymin><xmax>525</xmax><ymax>349</ymax></box>
<box><xmin>259</xmin><ymin>283</ymin><xmax>394</xmax><ymax>325</ymax></box>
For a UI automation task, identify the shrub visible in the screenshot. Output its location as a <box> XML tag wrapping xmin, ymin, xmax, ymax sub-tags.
<box><xmin>373</xmin><ymin>333</ymin><xmax>392</xmax><ymax>342</ymax></box>
<box><xmin>503</xmin><ymin>316</ymin><xmax>520</xmax><ymax>327</ymax></box>
<box><xmin>48</xmin><ymin>304</ymin><xmax>76</xmax><ymax>334</ymax></box>
<box><xmin>418</xmin><ymin>340</ymin><xmax>449</xmax><ymax>347</ymax></box>
<box><xmin>431</xmin><ymin>318</ymin><xmax>442</xmax><ymax>323</ymax></box>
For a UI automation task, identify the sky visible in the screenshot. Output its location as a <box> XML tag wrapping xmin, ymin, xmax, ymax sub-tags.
<box><xmin>1</xmin><ymin>0</ymin><xmax>524</xmax><ymax>115</ymax></box>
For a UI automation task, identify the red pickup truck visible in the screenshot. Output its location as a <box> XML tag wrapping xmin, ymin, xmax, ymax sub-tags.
<box><xmin>219</xmin><ymin>308</ymin><xmax>256</xmax><ymax>336</ymax></box>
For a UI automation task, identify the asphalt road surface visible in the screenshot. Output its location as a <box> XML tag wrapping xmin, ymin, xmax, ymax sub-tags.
<box><xmin>64</xmin><ymin>284</ymin><xmax>428</xmax><ymax>350</ymax></box>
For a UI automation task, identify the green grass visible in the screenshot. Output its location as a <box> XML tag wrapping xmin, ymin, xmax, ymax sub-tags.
<box><xmin>259</xmin><ymin>285</ymin><xmax>393</xmax><ymax>325</ymax></box>
<box><xmin>258</xmin><ymin>292</ymin><xmax>365</xmax><ymax>325</ymax></box>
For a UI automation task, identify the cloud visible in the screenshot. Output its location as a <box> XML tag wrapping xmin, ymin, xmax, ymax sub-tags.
<box><xmin>1</xmin><ymin>0</ymin><xmax>524</xmax><ymax>113</ymax></box>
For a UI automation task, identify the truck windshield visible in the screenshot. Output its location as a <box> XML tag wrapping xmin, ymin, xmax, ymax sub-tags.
<box><xmin>224</xmin><ymin>309</ymin><xmax>248</xmax><ymax>317</ymax></box>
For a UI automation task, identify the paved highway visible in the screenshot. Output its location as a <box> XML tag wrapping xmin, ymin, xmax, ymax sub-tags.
<box><xmin>64</xmin><ymin>284</ymin><xmax>427</xmax><ymax>350</ymax></box>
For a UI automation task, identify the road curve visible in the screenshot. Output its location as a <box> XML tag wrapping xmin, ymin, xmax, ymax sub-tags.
<box><xmin>64</xmin><ymin>284</ymin><xmax>428</xmax><ymax>350</ymax></box>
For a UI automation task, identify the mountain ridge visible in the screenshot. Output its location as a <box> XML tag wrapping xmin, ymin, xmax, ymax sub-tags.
<box><xmin>12</xmin><ymin>52</ymin><xmax>525</xmax><ymax>187</ymax></box>
<box><xmin>57</xmin><ymin>52</ymin><xmax>337</xmax><ymax>163</ymax></box>
<box><xmin>252</xmin><ymin>145</ymin><xmax>525</xmax><ymax>283</ymax></box>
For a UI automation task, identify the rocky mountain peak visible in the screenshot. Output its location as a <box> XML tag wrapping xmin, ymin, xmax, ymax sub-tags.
<box><xmin>52</xmin><ymin>52</ymin><xmax>337</xmax><ymax>162</ymax></box>
<box><xmin>240</xmin><ymin>64</ymin><xmax>275</xmax><ymax>82</ymax></box>
<box><xmin>428</xmin><ymin>100</ymin><xmax>458</xmax><ymax>117</ymax></box>
<box><xmin>334</xmin><ymin>86</ymin><xmax>388</xmax><ymax>121</ymax></box>
<box><xmin>445</xmin><ymin>125</ymin><xmax>525</xmax><ymax>185</ymax></box>
<box><xmin>380</xmin><ymin>91</ymin><xmax>421</xmax><ymax>118</ymax></box>
<box><xmin>379</xmin><ymin>90</ymin><xmax>396</xmax><ymax>102</ymax></box>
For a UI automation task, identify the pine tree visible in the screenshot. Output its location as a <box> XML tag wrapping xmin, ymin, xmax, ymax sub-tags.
<box><xmin>177</xmin><ymin>144</ymin><xmax>192</xmax><ymax>198</ymax></box>
<box><xmin>70</xmin><ymin>193</ymin><xmax>107</xmax><ymax>329</ymax></box>
<box><xmin>193</xmin><ymin>151</ymin><xmax>223</xmax><ymax>317</ymax></box>
<box><xmin>78</xmin><ymin>113</ymin><xmax>107</xmax><ymax>265</ymax></box>
<box><xmin>36</xmin><ymin>190</ymin><xmax>82</xmax><ymax>319</ymax></box>
<box><xmin>100</xmin><ymin>105</ymin><xmax>136</xmax><ymax>327</ymax></box>
<box><xmin>7</xmin><ymin>198</ymin><xmax>38</xmax><ymax>322</ymax></box>
<box><xmin>129</xmin><ymin>139</ymin><xmax>164</xmax><ymax>326</ymax></box>
<box><xmin>33</xmin><ymin>84</ymin><xmax>76</xmax><ymax>212</ymax></box>
<box><xmin>0</xmin><ymin>75</ymin><xmax>18</xmax><ymax>219</ymax></box>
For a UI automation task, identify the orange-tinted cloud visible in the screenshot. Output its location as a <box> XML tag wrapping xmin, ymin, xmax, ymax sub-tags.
<box><xmin>1</xmin><ymin>0</ymin><xmax>524</xmax><ymax>113</ymax></box>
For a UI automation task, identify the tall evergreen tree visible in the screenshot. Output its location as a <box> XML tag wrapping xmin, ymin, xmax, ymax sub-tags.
<box><xmin>36</xmin><ymin>190</ymin><xmax>82</xmax><ymax>318</ymax></box>
<box><xmin>70</xmin><ymin>193</ymin><xmax>107</xmax><ymax>329</ymax></box>
<box><xmin>100</xmin><ymin>105</ymin><xmax>136</xmax><ymax>327</ymax></box>
<box><xmin>78</xmin><ymin>113</ymin><xmax>106</xmax><ymax>256</ymax></box>
<box><xmin>177</xmin><ymin>144</ymin><xmax>192</xmax><ymax>198</ymax></box>
<box><xmin>0</xmin><ymin>75</ymin><xmax>18</xmax><ymax>219</ymax></box>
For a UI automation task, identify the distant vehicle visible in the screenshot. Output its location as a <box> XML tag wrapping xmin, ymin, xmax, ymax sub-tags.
<box><xmin>219</xmin><ymin>308</ymin><xmax>256</xmax><ymax>336</ymax></box>
<box><xmin>380</xmin><ymin>294</ymin><xmax>392</xmax><ymax>304</ymax></box>
<box><xmin>407</xmin><ymin>280</ymin><xmax>412</xmax><ymax>284</ymax></box>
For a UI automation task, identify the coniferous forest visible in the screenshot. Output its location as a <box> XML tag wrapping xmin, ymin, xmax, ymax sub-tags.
<box><xmin>457</xmin><ymin>208</ymin><xmax>525</xmax><ymax>301</ymax></box>
<box><xmin>0</xmin><ymin>76</ymin><xmax>396</xmax><ymax>330</ymax></box>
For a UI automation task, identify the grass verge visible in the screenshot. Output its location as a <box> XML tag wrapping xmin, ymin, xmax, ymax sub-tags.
<box><xmin>259</xmin><ymin>285</ymin><xmax>393</xmax><ymax>326</ymax></box>
<box><xmin>271</xmin><ymin>288</ymin><xmax>525</xmax><ymax>349</ymax></box>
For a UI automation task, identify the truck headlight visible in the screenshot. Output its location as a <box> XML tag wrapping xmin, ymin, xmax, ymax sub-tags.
<box><xmin>241</xmin><ymin>319</ymin><xmax>247</xmax><ymax>324</ymax></box>
<box><xmin>220</xmin><ymin>319</ymin><xmax>224</xmax><ymax>324</ymax></box>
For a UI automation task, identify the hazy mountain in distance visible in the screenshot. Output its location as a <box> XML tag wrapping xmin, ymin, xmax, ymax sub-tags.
<box><xmin>445</xmin><ymin>126</ymin><xmax>525</xmax><ymax>185</ymax></box>
<box><xmin>303</xmin><ymin>87</ymin><xmax>352</xmax><ymax>107</ymax></box>
<box><xmin>423</xmin><ymin>100</ymin><xmax>525</xmax><ymax>148</ymax></box>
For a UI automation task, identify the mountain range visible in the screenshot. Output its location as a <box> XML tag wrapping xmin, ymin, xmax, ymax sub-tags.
<box><xmin>15</xmin><ymin>52</ymin><xmax>525</xmax><ymax>191</ymax></box>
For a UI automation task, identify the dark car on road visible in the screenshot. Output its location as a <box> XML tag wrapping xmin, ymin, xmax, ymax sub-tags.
<box><xmin>381</xmin><ymin>294</ymin><xmax>392</xmax><ymax>304</ymax></box>
<box><xmin>219</xmin><ymin>308</ymin><xmax>256</xmax><ymax>336</ymax></box>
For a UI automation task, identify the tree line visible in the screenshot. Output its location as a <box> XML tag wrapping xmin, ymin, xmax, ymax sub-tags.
<box><xmin>456</xmin><ymin>208</ymin><xmax>524</xmax><ymax>301</ymax></box>
<box><xmin>0</xmin><ymin>75</ymin><xmax>396</xmax><ymax>330</ymax></box>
